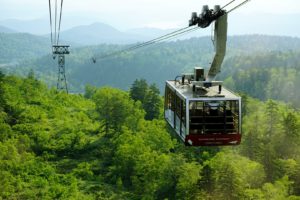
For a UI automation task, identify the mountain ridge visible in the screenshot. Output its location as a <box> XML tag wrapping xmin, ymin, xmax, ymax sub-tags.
<box><xmin>59</xmin><ymin>22</ymin><xmax>148</xmax><ymax>45</ymax></box>
<box><xmin>0</xmin><ymin>25</ymin><xmax>17</xmax><ymax>33</ymax></box>
<box><xmin>1</xmin><ymin>13</ymin><xmax>300</xmax><ymax>37</ymax></box>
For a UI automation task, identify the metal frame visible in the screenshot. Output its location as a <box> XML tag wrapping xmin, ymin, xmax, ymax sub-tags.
<box><xmin>53</xmin><ymin>45</ymin><xmax>70</xmax><ymax>93</ymax></box>
<box><xmin>186</xmin><ymin>97</ymin><xmax>242</xmax><ymax>135</ymax></box>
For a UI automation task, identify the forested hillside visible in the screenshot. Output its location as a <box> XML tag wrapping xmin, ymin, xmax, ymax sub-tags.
<box><xmin>0</xmin><ymin>33</ymin><xmax>49</xmax><ymax>63</ymax></box>
<box><xmin>1</xmin><ymin>72</ymin><xmax>300</xmax><ymax>199</ymax></box>
<box><xmin>3</xmin><ymin>35</ymin><xmax>299</xmax><ymax>101</ymax></box>
<box><xmin>221</xmin><ymin>50</ymin><xmax>300</xmax><ymax>107</ymax></box>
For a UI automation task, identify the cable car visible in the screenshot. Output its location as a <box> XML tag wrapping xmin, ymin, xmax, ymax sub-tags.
<box><xmin>164</xmin><ymin>68</ymin><xmax>241</xmax><ymax>146</ymax></box>
<box><xmin>164</xmin><ymin>6</ymin><xmax>242</xmax><ymax>146</ymax></box>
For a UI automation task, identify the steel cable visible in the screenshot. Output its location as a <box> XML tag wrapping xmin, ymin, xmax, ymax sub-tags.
<box><xmin>227</xmin><ymin>0</ymin><xmax>251</xmax><ymax>14</ymax></box>
<box><xmin>89</xmin><ymin>0</ymin><xmax>251</xmax><ymax>62</ymax></box>
<box><xmin>93</xmin><ymin>26</ymin><xmax>197</xmax><ymax>61</ymax></box>
<box><xmin>54</xmin><ymin>0</ymin><xmax>57</xmax><ymax>44</ymax></box>
<box><xmin>48</xmin><ymin>0</ymin><xmax>53</xmax><ymax>47</ymax></box>
<box><xmin>57</xmin><ymin>0</ymin><xmax>64</xmax><ymax>45</ymax></box>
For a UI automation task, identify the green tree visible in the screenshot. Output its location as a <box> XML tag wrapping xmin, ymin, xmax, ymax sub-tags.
<box><xmin>0</xmin><ymin>71</ymin><xmax>6</xmax><ymax>111</ymax></box>
<box><xmin>143</xmin><ymin>84</ymin><xmax>162</xmax><ymax>120</ymax></box>
<box><xmin>129</xmin><ymin>79</ymin><xmax>148</xmax><ymax>102</ymax></box>
<box><xmin>27</xmin><ymin>69</ymin><xmax>35</xmax><ymax>80</ymax></box>
<box><xmin>280</xmin><ymin>112</ymin><xmax>300</xmax><ymax>157</ymax></box>
<box><xmin>84</xmin><ymin>84</ymin><xmax>97</xmax><ymax>99</ymax></box>
<box><xmin>130</xmin><ymin>79</ymin><xmax>162</xmax><ymax>120</ymax></box>
<box><xmin>92</xmin><ymin>87</ymin><xmax>144</xmax><ymax>134</ymax></box>
<box><xmin>207</xmin><ymin>151</ymin><xmax>265</xmax><ymax>200</ymax></box>
<box><xmin>261</xmin><ymin>100</ymin><xmax>281</xmax><ymax>181</ymax></box>
<box><xmin>261</xmin><ymin>176</ymin><xmax>293</xmax><ymax>200</ymax></box>
<box><xmin>112</xmin><ymin>127</ymin><xmax>201</xmax><ymax>200</ymax></box>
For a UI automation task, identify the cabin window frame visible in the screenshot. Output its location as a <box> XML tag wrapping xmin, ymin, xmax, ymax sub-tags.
<box><xmin>164</xmin><ymin>84</ymin><xmax>187</xmax><ymax>138</ymax></box>
<box><xmin>187</xmin><ymin>99</ymin><xmax>241</xmax><ymax>135</ymax></box>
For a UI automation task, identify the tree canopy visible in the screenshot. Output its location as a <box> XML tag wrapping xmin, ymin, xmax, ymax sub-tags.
<box><xmin>0</xmin><ymin>73</ymin><xmax>300</xmax><ymax>199</ymax></box>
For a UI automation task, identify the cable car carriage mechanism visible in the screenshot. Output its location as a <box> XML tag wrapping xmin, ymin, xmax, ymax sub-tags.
<box><xmin>164</xmin><ymin>5</ymin><xmax>242</xmax><ymax>146</ymax></box>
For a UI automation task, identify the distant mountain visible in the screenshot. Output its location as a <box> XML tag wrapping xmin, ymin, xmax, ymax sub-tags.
<box><xmin>1</xmin><ymin>12</ymin><xmax>300</xmax><ymax>37</ymax></box>
<box><xmin>0</xmin><ymin>25</ymin><xmax>16</xmax><ymax>33</ymax></box>
<box><xmin>0</xmin><ymin>19</ymin><xmax>210</xmax><ymax>46</ymax></box>
<box><xmin>58</xmin><ymin>23</ymin><xmax>206</xmax><ymax>46</ymax></box>
<box><xmin>0</xmin><ymin>16</ymin><xmax>111</xmax><ymax>35</ymax></box>
<box><xmin>0</xmin><ymin>33</ymin><xmax>50</xmax><ymax>63</ymax></box>
<box><xmin>59</xmin><ymin>23</ymin><xmax>147</xmax><ymax>45</ymax></box>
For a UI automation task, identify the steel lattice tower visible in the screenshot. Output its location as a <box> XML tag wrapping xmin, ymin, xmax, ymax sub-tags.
<box><xmin>53</xmin><ymin>45</ymin><xmax>70</xmax><ymax>93</ymax></box>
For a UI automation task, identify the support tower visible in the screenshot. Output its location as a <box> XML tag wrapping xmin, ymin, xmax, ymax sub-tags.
<box><xmin>53</xmin><ymin>45</ymin><xmax>70</xmax><ymax>93</ymax></box>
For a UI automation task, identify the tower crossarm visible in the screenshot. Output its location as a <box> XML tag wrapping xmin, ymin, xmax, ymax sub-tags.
<box><xmin>52</xmin><ymin>45</ymin><xmax>70</xmax><ymax>55</ymax></box>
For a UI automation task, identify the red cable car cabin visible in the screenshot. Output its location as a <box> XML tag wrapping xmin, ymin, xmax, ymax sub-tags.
<box><xmin>164</xmin><ymin>80</ymin><xmax>241</xmax><ymax>146</ymax></box>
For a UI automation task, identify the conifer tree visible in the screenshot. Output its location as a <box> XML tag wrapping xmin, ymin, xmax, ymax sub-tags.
<box><xmin>129</xmin><ymin>79</ymin><xmax>148</xmax><ymax>102</ymax></box>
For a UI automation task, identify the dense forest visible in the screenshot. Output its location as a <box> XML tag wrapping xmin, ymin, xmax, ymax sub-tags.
<box><xmin>38</xmin><ymin>36</ymin><xmax>300</xmax><ymax>94</ymax></box>
<box><xmin>1</xmin><ymin>71</ymin><xmax>300</xmax><ymax>199</ymax></box>
<box><xmin>1</xmin><ymin>33</ymin><xmax>300</xmax><ymax>199</ymax></box>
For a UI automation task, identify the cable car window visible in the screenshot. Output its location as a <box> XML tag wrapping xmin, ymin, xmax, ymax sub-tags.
<box><xmin>164</xmin><ymin>86</ymin><xmax>175</xmax><ymax>127</ymax></box>
<box><xmin>189</xmin><ymin>101</ymin><xmax>204</xmax><ymax>134</ymax></box>
<box><xmin>175</xmin><ymin>95</ymin><xmax>182</xmax><ymax>133</ymax></box>
<box><xmin>228</xmin><ymin>100</ymin><xmax>240</xmax><ymax>133</ymax></box>
<box><xmin>189</xmin><ymin>100</ymin><xmax>240</xmax><ymax>135</ymax></box>
<box><xmin>164</xmin><ymin>84</ymin><xmax>187</xmax><ymax>137</ymax></box>
<box><xmin>181</xmin><ymin>100</ymin><xmax>186</xmax><ymax>136</ymax></box>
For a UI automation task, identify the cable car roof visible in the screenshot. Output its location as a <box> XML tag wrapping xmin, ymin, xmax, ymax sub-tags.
<box><xmin>166</xmin><ymin>80</ymin><xmax>240</xmax><ymax>101</ymax></box>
